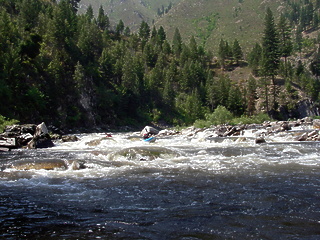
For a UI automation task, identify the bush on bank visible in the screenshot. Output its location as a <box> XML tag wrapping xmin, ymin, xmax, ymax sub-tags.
<box><xmin>194</xmin><ymin>106</ymin><xmax>271</xmax><ymax>128</ymax></box>
<box><xmin>0</xmin><ymin>115</ymin><xmax>19</xmax><ymax>133</ymax></box>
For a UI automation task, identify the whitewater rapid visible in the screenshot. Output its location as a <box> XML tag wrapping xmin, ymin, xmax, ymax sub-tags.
<box><xmin>0</xmin><ymin>126</ymin><xmax>319</xmax><ymax>239</ymax></box>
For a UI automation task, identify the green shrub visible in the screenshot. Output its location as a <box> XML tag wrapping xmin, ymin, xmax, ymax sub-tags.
<box><xmin>194</xmin><ymin>106</ymin><xmax>271</xmax><ymax>128</ymax></box>
<box><xmin>194</xmin><ymin>105</ymin><xmax>233</xmax><ymax>127</ymax></box>
<box><xmin>0</xmin><ymin>115</ymin><xmax>19</xmax><ymax>133</ymax></box>
<box><xmin>194</xmin><ymin>119</ymin><xmax>210</xmax><ymax>128</ymax></box>
<box><xmin>231</xmin><ymin>113</ymin><xmax>271</xmax><ymax>125</ymax></box>
<box><xmin>206</xmin><ymin>105</ymin><xmax>234</xmax><ymax>125</ymax></box>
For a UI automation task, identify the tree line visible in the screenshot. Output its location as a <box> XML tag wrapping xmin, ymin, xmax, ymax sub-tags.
<box><xmin>0</xmin><ymin>0</ymin><xmax>319</xmax><ymax>130</ymax></box>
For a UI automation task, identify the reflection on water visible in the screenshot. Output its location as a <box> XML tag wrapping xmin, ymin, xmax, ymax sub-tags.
<box><xmin>0</xmin><ymin>132</ymin><xmax>320</xmax><ymax>239</ymax></box>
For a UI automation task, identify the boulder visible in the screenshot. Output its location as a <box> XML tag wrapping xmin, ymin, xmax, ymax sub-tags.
<box><xmin>141</xmin><ymin>126</ymin><xmax>159</xmax><ymax>136</ymax></box>
<box><xmin>313</xmin><ymin>119</ymin><xmax>320</xmax><ymax>129</ymax></box>
<box><xmin>8</xmin><ymin>159</ymin><xmax>86</xmax><ymax>171</ymax></box>
<box><xmin>296</xmin><ymin>132</ymin><xmax>308</xmax><ymax>141</ymax></box>
<box><xmin>34</xmin><ymin>122</ymin><xmax>48</xmax><ymax>137</ymax></box>
<box><xmin>255</xmin><ymin>137</ymin><xmax>266</xmax><ymax>144</ymax></box>
<box><xmin>10</xmin><ymin>159</ymin><xmax>68</xmax><ymax>170</ymax></box>
<box><xmin>27</xmin><ymin>134</ymin><xmax>54</xmax><ymax>149</ymax></box>
<box><xmin>27</xmin><ymin>122</ymin><xmax>54</xmax><ymax>149</ymax></box>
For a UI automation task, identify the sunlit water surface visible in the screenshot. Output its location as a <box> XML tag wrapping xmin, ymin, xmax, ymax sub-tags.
<box><xmin>0</xmin><ymin>128</ymin><xmax>320</xmax><ymax>239</ymax></box>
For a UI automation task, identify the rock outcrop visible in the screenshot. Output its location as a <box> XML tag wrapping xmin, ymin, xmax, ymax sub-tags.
<box><xmin>0</xmin><ymin>122</ymin><xmax>54</xmax><ymax>150</ymax></box>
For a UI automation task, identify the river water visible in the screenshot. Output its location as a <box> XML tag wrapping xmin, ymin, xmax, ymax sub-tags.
<box><xmin>0</xmin><ymin>127</ymin><xmax>319</xmax><ymax>239</ymax></box>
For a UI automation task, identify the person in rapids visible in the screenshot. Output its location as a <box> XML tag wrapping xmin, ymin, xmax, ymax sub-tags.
<box><xmin>141</xmin><ymin>126</ymin><xmax>159</xmax><ymax>139</ymax></box>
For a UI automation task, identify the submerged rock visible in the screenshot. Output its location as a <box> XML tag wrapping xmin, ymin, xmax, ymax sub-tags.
<box><xmin>109</xmin><ymin>146</ymin><xmax>180</xmax><ymax>161</ymax></box>
<box><xmin>62</xmin><ymin>135</ymin><xmax>79</xmax><ymax>142</ymax></box>
<box><xmin>255</xmin><ymin>137</ymin><xmax>266</xmax><ymax>144</ymax></box>
<box><xmin>6</xmin><ymin>159</ymin><xmax>86</xmax><ymax>171</ymax></box>
<box><xmin>85</xmin><ymin>137</ymin><xmax>115</xmax><ymax>146</ymax></box>
<box><xmin>9</xmin><ymin>159</ymin><xmax>68</xmax><ymax>170</ymax></box>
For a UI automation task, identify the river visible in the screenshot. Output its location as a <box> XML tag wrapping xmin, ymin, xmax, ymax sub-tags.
<box><xmin>0</xmin><ymin>127</ymin><xmax>319</xmax><ymax>239</ymax></box>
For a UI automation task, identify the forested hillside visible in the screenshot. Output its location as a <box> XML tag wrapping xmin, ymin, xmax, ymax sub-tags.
<box><xmin>0</xmin><ymin>0</ymin><xmax>320</xmax><ymax>131</ymax></box>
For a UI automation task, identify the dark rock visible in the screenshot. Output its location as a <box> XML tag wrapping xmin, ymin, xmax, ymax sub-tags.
<box><xmin>26</xmin><ymin>122</ymin><xmax>54</xmax><ymax>149</ymax></box>
<box><xmin>4</xmin><ymin>124</ymin><xmax>36</xmax><ymax>135</ymax></box>
<box><xmin>27</xmin><ymin>134</ymin><xmax>54</xmax><ymax>149</ymax></box>
<box><xmin>280</xmin><ymin>121</ymin><xmax>291</xmax><ymax>131</ymax></box>
<box><xmin>255</xmin><ymin>137</ymin><xmax>266</xmax><ymax>144</ymax></box>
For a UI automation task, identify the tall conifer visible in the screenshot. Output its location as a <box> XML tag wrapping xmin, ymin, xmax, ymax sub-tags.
<box><xmin>262</xmin><ymin>8</ymin><xmax>280</xmax><ymax>112</ymax></box>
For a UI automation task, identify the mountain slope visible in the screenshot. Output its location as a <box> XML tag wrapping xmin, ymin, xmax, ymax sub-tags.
<box><xmin>80</xmin><ymin>0</ymin><xmax>285</xmax><ymax>53</ymax></box>
<box><xmin>79</xmin><ymin>0</ymin><xmax>181</xmax><ymax>31</ymax></box>
<box><xmin>155</xmin><ymin>0</ymin><xmax>285</xmax><ymax>53</ymax></box>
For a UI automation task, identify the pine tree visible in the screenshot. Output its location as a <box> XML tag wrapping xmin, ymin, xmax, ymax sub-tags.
<box><xmin>218</xmin><ymin>39</ymin><xmax>226</xmax><ymax>69</ymax></box>
<box><xmin>246</xmin><ymin>76</ymin><xmax>257</xmax><ymax>116</ymax></box>
<box><xmin>248</xmin><ymin>43</ymin><xmax>262</xmax><ymax>74</ymax></box>
<box><xmin>189</xmin><ymin>36</ymin><xmax>198</xmax><ymax>61</ymax></box>
<box><xmin>232</xmin><ymin>39</ymin><xmax>243</xmax><ymax>65</ymax></box>
<box><xmin>157</xmin><ymin>26</ymin><xmax>166</xmax><ymax>45</ymax></box>
<box><xmin>138</xmin><ymin>21</ymin><xmax>150</xmax><ymax>50</ymax></box>
<box><xmin>261</xmin><ymin>8</ymin><xmax>280</xmax><ymax>112</ymax></box>
<box><xmin>172</xmin><ymin>28</ymin><xmax>182</xmax><ymax>56</ymax></box>
<box><xmin>116</xmin><ymin>20</ymin><xmax>125</xmax><ymax>36</ymax></box>
<box><xmin>278</xmin><ymin>14</ymin><xmax>293</xmax><ymax>78</ymax></box>
<box><xmin>295</xmin><ymin>25</ymin><xmax>303</xmax><ymax>55</ymax></box>
<box><xmin>227</xmin><ymin>84</ymin><xmax>244</xmax><ymax>116</ymax></box>
<box><xmin>85</xmin><ymin>5</ymin><xmax>94</xmax><ymax>21</ymax></box>
<box><xmin>97</xmin><ymin>5</ymin><xmax>109</xmax><ymax>31</ymax></box>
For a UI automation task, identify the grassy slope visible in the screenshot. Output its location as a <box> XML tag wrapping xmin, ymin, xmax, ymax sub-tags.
<box><xmin>156</xmin><ymin>0</ymin><xmax>285</xmax><ymax>54</ymax></box>
<box><xmin>79</xmin><ymin>0</ymin><xmax>285</xmax><ymax>53</ymax></box>
<box><xmin>79</xmin><ymin>0</ymin><xmax>181</xmax><ymax>31</ymax></box>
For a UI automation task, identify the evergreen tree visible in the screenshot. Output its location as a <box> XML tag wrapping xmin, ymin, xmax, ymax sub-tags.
<box><xmin>218</xmin><ymin>39</ymin><xmax>227</xmax><ymax>69</ymax></box>
<box><xmin>278</xmin><ymin>14</ymin><xmax>293</xmax><ymax>78</ymax></box>
<box><xmin>246</xmin><ymin>76</ymin><xmax>257</xmax><ymax>116</ymax></box>
<box><xmin>232</xmin><ymin>39</ymin><xmax>243</xmax><ymax>65</ymax></box>
<box><xmin>172</xmin><ymin>28</ymin><xmax>182</xmax><ymax>56</ymax></box>
<box><xmin>85</xmin><ymin>4</ymin><xmax>94</xmax><ymax>21</ymax></box>
<box><xmin>77</xmin><ymin>18</ymin><xmax>103</xmax><ymax>64</ymax></box>
<box><xmin>97</xmin><ymin>5</ymin><xmax>109</xmax><ymax>31</ymax></box>
<box><xmin>189</xmin><ymin>36</ymin><xmax>198</xmax><ymax>61</ymax></box>
<box><xmin>314</xmin><ymin>12</ymin><xmax>319</xmax><ymax>28</ymax></box>
<box><xmin>138</xmin><ymin>21</ymin><xmax>150</xmax><ymax>50</ymax></box>
<box><xmin>143</xmin><ymin>43</ymin><xmax>158</xmax><ymax>68</ymax></box>
<box><xmin>116</xmin><ymin>19</ymin><xmax>125</xmax><ymax>36</ymax></box>
<box><xmin>124</xmin><ymin>26</ymin><xmax>130</xmax><ymax>36</ymax></box>
<box><xmin>248</xmin><ymin>43</ymin><xmax>262</xmax><ymax>73</ymax></box>
<box><xmin>227</xmin><ymin>84</ymin><xmax>244</xmax><ymax>116</ymax></box>
<box><xmin>295</xmin><ymin>25</ymin><xmax>303</xmax><ymax>54</ymax></box>
<box><xmin>157</xmin><ymin>26</ymin><xmax>166</xmax><ymax>45</ymax></box>
<box><xmin>261</xmin><ymin>8</ymin><xmax>280</xmax><ymax>112</ymax></box>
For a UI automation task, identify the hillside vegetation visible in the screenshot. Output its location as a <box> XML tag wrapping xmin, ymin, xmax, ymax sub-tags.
<box><xmin>80</xmin><ymin>0</ymin><xmax>283</xmax><ymax>53</ymax></box>
<box><xmin>0</xmin><ymin>0</ymin><xmax>320</xmax><ymax>131</ymax></box>
<box><xmin>79</xmin><ymin>0</ymin><xmax>180</xmax><ymax>31</ymax></box>
<box><xmin>156</xmin><ymin>0</ymin><xmax>283</xmax><ymax>53</ymax></box>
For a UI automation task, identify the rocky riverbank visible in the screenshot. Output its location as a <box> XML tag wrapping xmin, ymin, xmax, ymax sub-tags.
<box><xmin>1</xmin><ymin>117</ymin><xmax>320</xmax><ymax>152</ymax></box>
<box><xmin>157</xmin><ymin>117</ymin><xmax>320</xmax><ymax>143</ymax></box>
